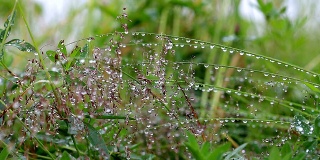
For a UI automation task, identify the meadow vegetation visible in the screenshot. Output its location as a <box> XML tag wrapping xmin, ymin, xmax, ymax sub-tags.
<box><xmin>0</xmin><ymin>0</ymin><xmax>319</xmax><ymax>159</ymax></box>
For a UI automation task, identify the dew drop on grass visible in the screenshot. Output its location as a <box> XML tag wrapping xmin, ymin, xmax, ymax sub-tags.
<box><xmin>240</xmin><ymin>52</ymin><xmax>244</xmax><ymax>55</ymax></box>
<box><xmin>89</xmin><ymin>60</ymin><xmax>96</xmax><ymax>64</ymax></box>
<box><xmin>210</xmin><ymin>45</ymin><xmax>215</xmax><ymax>49</ymax></box>
<box><xmin>186</xmin><ymin>39</ymin><xmax>191</xmax><ymax>43</ymax></box>
<box><xmin>204</xmin><ymin>64</ymin><xmax>209</xmax><ymax>68</ymax></box>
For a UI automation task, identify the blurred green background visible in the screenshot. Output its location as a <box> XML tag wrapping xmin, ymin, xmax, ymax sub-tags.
<box><xmin>1</xmin><ymin>0</ymin><xmax>319</xmax><ymax>73</ymax></box>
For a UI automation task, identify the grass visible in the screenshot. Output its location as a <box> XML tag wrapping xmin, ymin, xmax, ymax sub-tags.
<box><xmin>0</xmin><ymin>0</ymin><xmax>320</xmax><ymax>159</ymax></box>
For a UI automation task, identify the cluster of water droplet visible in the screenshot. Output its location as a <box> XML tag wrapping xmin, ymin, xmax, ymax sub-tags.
<box><xmin>1</xmin><ymin>28</ymin><xmax>319</xmax><ymax>158</ymax></box>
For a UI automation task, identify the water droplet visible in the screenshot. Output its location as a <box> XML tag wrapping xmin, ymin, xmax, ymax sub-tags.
<box><xmin>204</xmin><ymin>64</ymin><xmax>209</xmax><ymax>68</ymax></box>
<box><xmin>210</xmin><ymin>45</ymin><xmax>215</xmax><ymax>49</ymax></box>
<box><xmin>240</xmin><ymin>52</ymin><xmax>244</xmax><ymax>55</ymax></box>
<box><xmin>89</xmin><ymin>60</ymin><xmax>96</xmax><ymax>64</ymax></box>
<box><xmin>186</xmin><ymin>39</ymin><xmax>191</xmax><ymax>43</ymax></box>
<box><xmin>165</xmin><ymin>43</ymin><xmax>173</xmax><ymax>50</ymax></box>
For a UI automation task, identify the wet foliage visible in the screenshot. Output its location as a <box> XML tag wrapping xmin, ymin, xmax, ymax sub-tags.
<box><xmin>1</xmin><ymin>1</ymin><xmax>320</xmax><ymax>160</ymax></box>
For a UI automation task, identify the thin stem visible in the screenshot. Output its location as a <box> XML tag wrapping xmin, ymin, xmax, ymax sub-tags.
<box><xmin>17</xmin><ymin>1</ymin><xmax>63</xmax><ymax>117</ymax></box>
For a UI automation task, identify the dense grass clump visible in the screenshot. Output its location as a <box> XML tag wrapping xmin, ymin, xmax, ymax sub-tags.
<box><xmin>1</xmin><ymin>1</ymin><xmax>320</xmax><ymax>160</ymax></box>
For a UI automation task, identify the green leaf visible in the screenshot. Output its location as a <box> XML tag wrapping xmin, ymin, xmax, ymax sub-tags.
<box><xmin>75</xmin><ymin>44</ymin><xmax>89</xmax><ymax>66</ymax></box>
<box><xmin>69</xmin><ymin>45</ymin><xmax>81</xmax><ymax>58</ymax></box>
<box><xmin>200</xmin><ymin>142</ymin><xmax>210</xmax><ymax>156</ymax></box>
<box><xmin>225</xmin><ymin>143</ymin><xmax>247</xmax><ymax>159</ymax></box>
<box><xmin>0</xmin><ymin>146</ymin><xmax>9</xmax><ymax>160</ymax></box>
<box><xmin>4</xmin><ymin>11</ymin><xmax>16</xmax><ymax>28</ymax></box>
<box><xmin>268</xmin><ymin>147</ymin><xmax>280</xmax><ymax>160</ymax></box>
<box><xmin>84</xmin><ymin>122</ymin><xmax>110</xmax><ymax>157</ymax></box>
<box><xmin>302</xmin><ymin>140</ymin><xmax>317</xmax><ymax>154</ymax></box>
<box><xmin>0</xmin><ymin>11</ymin><xmax>16</xmax><ymax>42</ymax></box>
<box><xmin>5</xmin><ymin>39</ymin><xmax>36</xmax><ymax>53</ymax></box>
<box><xmin>282</xmin><ymin>153</ymin><xmax>293</xmax><ymax>160</ymax></box>
<box><xmin>46</xmin><ymin>50</ymin><xmax>57</xmax><ymax>62</ymax></box>
<box><xmin>292</xmin><ymin>115</ymin><xmax>313</xmax><ymax>136</ymax></box>
<box><xmin>58</xmin><ymin>40</ymin><xmax>67</xmax><ymax>56</ymax></box>
<box><xmin>303</xmin><ymin>82</ymin><xmax>320</xmax><ymax>94</ymax></box>
<box><xmin>292</xmin><ymin>152</ymin><xmax>306</xmax><ymax>160</ymax></box>
<box><xmin>185</xmin><ymin>131</ymin><xmax>203</xmax><ymax>160</ymax></box>
<box><xmin>66</xmin><ymin>46</ymin><xmax>81</xmax><ymax>70</ymax></box>
<box><xmin>207</xmin><ymin>142</ymin><xmax>231</xmax><ymax>160</ymax></box>
<box><xmin>86</xmin><ymin>115</ymin><xmax>135</xmax><ymax>120</ymax></box>
<box><xmin>280</xmin><ymin>143</ymin><xmax>292</xmax><ymax>157</ymax></box>
<box><xmin>314</xmin><ymin>115</ymin><xmax>320</xmax><ymax>137</ymax></box>
<box><xmin>80</xmin><ymin>44</ymin><xmax>88</xmax><ymax>58</ymax></box>
<box><xmin>60</xmin><ymin>151</ymin><xmax>72</xmax><ymax>160</ymax></box>
<box><xmin>0</xmin><ymin>29</ymin><xmax>4</xmax><ymax>43</ymax></box>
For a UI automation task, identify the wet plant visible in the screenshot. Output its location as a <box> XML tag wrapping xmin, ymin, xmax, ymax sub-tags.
<box><xmin>1</xmin><ymin>1</ymin><xmax>320</xmax><ymax>160</ymax></box>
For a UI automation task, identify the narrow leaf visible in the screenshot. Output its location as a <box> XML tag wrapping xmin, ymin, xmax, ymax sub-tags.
<box><xmin>225</xmin><ymin>143</ymin><xmax>247</xmax><ymax>159</ymax></box>
<box><xmin>200</xmin><ymin>142</ymin><xmax>210</xmax><ymax>156</ymax></box>
<box><xmin>268</xmin><ymin>147</ymin><xmax>280</xmax><ymax>160</ymax></box>
<box><xmin>4</xmin><ymin>11</ymin><xmax>16</xmax><ymax>28</ymax></box>
<box><xmin>292</xmin><ymin>152</ymin><xmax>306</xmax><ymax>160</ymax></box>
<box><xmin>46</xmin><ymin>50</ymin><xmax>57</xmax><ymax>62</ymax></box>
<box><xmin>0</xmin><ymin>11</ymin><xmax>16</xmax><ymax>42</ymax></box>
<box><xmin>280</xmin><ymin>142</ymin><xmax>292</xmax><ymax>157</ymax></box>
<box><xmin>66</xmin><ymin>45</ymin><xmax>81</xmax><ymax>70</ymax></box>
<box><xmin>58</xmin><ymin>40</ymin><xmax>67</xmax><ymax>56</ymax></box>
<box><xmin>207</xmin><ymin>142</ymin><xmax>231</xmax><ymax>160</ymax></box>
<box><xmin>86</xmin><ymin>115</ymin><xmax>135</xmax><ymax>120</ymax></box>
<box><xmin>185</xmin><ymin>131</ymin><xmax>204</xmax><ymax>160</ymax></box>
<box><xmin>60</xmin><ymin>151</ymin><xmax>72</xmax><ymax>160</ymax></box>
<box><xmin>84</xmin><ymin>122</ymin><xmax>109</xmax><ymax>157</ymax></box>
<box><xmin>304</xmin><ymin>82</ymin><xmax>320</xmax><ymax>94</ymax></box>
<box><xmin>5</xmin><ymin>39</ymin><xmax>36</xmax><ymax>53</ymax></box>
<box><xmin>314</xmin><ymin>115</ymin><xmax>320</xmax><ymax>137</ymax></box>
<box><xmin>0</xmin><ymin>146</ymin><xmax>9</xmax><ymax>160</ymax></box>
<box><xmin>75</xmin><ymin>44</ymin><xmax>89</xmax><ymax>66</ymax></box>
